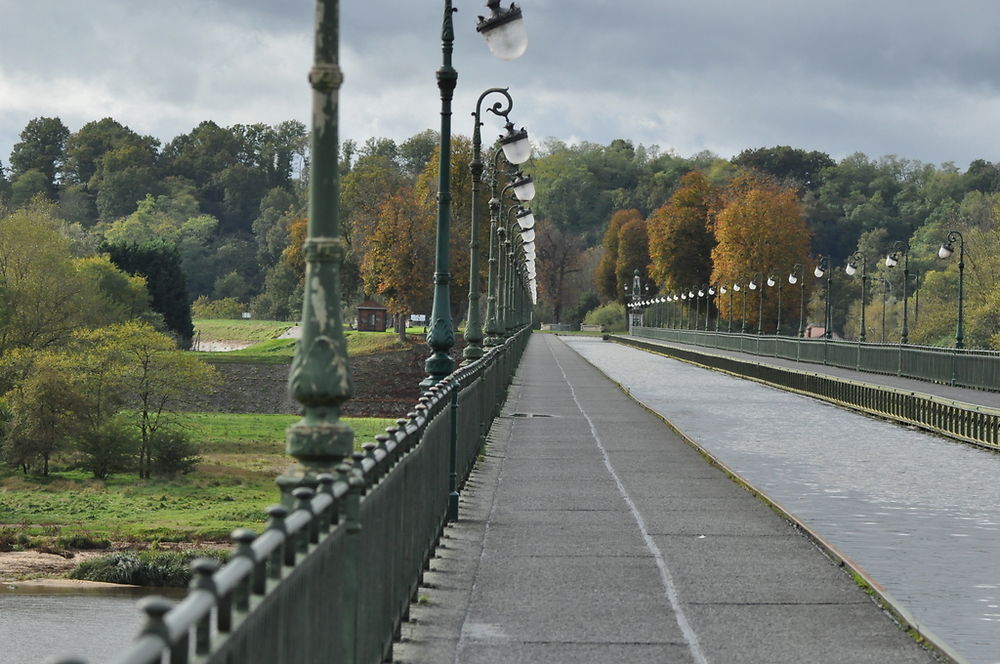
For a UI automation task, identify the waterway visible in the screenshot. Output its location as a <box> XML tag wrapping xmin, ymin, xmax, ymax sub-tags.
<box><xmin>564</xmin><ymin>336</ymin><xmax>1000</xmax><ymax>664</ymax></box>
<box><xmin>0</xmin><ymin>585</ymin><xmax>174</xmax><ymax>663</ymax></box>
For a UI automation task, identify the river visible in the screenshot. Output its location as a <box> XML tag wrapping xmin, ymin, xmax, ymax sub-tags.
<box><xmin>0</xmin><ymin>585</ymin><xmax>175</xmax><ymax>664</ymax></box>
<box><xmin>564</xmin><ymin>336</ymin><xmax>1000</xmax><ymax>664</ymax></box>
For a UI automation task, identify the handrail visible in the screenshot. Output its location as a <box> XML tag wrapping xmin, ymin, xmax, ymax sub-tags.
<box><xmin>53</xmin><ymin>325</ymin><xmax>531</xmax><ymax>664</ymax></box>
<box><xmin>633</xmin><ymin>327</ymin><xmax>1000</xmax><ymax>392</ymax></box>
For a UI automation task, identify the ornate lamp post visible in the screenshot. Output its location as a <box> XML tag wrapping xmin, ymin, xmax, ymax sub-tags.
<box><xmin>422</xmin><ymin>0</ymin><xmax>528</xmax><ymax>388</ymax></box>
<box><xmin>845</xmin><ymin>251</ymin><xmax>868</xmax><ymax>343</ymax></box>
<box><xmin>885</xmin><ymin>240</ymin><xmax>910</xmax><ymax>345</ymax></box>
<box><xmin>485</xmin><ymin>177</ymin><xmax>530</xmax><ymax>346</ymax></box>
<box><xmin>938</xmin><ymin>231</ymin><xmax>966</xmax><ymax>349</ymax></box>
<box><xmin>280</xmin><ymin>0</ymin><xmax>354</xmax><ymax>498</ymax></box>
<box><xmin>463</xmin><ymin>88</ymin><xmax>528</xmax><ymax>364</ymax></box>
<box><xmin>736</xmin><ymin>281</ymin><xmax>747</xmax><ymax>333</ymax></box>
<box><xmin>814</xmin><ymin>256</ymin><xmax>832</xmax><ymax>339</ymax></box>
<box><xmin>748</xmin><ymin>272</ymin><xmax>764</xmax><ymax>334</ymax></box>
<box><xmin>706</xmin><ymin>284</ymin><xmax>716</xmax><ymax>331</ymax></box>
<box><xmin>766</xmin><ymin>273</ymin><xmax>781</xmax><ymax>335</ymax></box>
<box><xmin>719</xmin><ymin>285</ymin><xmax>729</xmax><ymax>331</ymax></box>
<box><xmin>789</xmin><ymin>264</ymin><xmax>804</xmax><ymax>337</ymax></box>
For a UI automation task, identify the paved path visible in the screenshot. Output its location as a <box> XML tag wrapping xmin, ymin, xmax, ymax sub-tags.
<box><xmin>396</xmin><ymin>334</ymin><xmax>941</xmax><ymax>664</ymax></box>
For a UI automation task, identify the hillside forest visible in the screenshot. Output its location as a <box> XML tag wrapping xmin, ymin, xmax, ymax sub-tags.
<box><xmin>2</xmin><ymin>116</ymin><xmax>1000</xmax><ymax>353</ymax></box>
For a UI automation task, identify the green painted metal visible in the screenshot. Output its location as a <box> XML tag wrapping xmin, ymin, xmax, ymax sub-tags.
<box><xmin>464</xmin><ymin>88</ymin><xmax>516</xmax><ymax>364</ymax></box>
<box><xmin>632</xmin><ymin>321</ymin><xmax>1000</xmax><ymax>393</ymax></box>
<box><xmin>56</xmin><ymin>328</ymin><xmax>531</xmax><ymax>664</ymax></box>
<box><xmin>281</xmin><ymin>0</ymin><xmax>354</xmax><ymax>497</ymax></box>
<box><xmin>421</xmin><ymin>0</ymin><xmax>459</xmax><ymax>389</ymax></box>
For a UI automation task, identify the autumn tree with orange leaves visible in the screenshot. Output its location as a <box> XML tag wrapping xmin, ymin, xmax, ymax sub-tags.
<box><xmin>360</xmin><ymin>187</ymin><xmax>434</xmax><ymax>338</ymax></box>
<box><xmin>647</xmin><ymin>172</ymin><xmax>716</xmax><ymax>293</ymax></box>
<box><xmin>710</xmin><ymin>173</ymin><xmax>811</xmax><ymax>332</ymax></box>
<box><xmin>614</xmin><ymin>216</ymin><xmax>652</xmax><ymax>300</ymax></box>
<box><xmin>595</xmin><ymin>209</ymin><xmax>644</xmax><ymax>302</ymax></box>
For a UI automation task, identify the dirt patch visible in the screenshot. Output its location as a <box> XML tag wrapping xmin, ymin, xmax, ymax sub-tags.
<box><xmin>0</xmin><ymin>550</ymin><xmax>107</xmax><ymax>581</ymax></box>
<box><xmin>191</xmin><ymin>337</ymin><xmax>467</xmax><ymax>417</ymax></box>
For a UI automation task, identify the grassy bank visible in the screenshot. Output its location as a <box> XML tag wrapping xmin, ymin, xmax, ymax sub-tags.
<box><xmin>191</xmin><ymin>330</ymin><xmax>415</xmax><ymax>364</ymax></box>
<box><xmin>193</xmin><ymin>319</ymin><xmax>296</xmax><ymax>343</ymax></box>
<box><xmin>0</xmin><ymin>413</ymin><xmax>394</xmax><ymax>549</ymax></box>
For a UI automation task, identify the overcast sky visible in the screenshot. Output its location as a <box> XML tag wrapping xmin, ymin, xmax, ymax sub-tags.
<box><xmin>2</xmin><ymin>0</ymin><xmax>1000</xmax><ymax>171</ymax></box>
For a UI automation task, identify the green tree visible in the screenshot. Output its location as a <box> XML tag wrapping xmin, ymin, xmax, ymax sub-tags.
<box><xmin>9</xmin><ymin>170</ymin><xmax>50</xmax><ymax>208</ymax></box>
<box><xmin>103</xmin><ymin>242</ymin><xmax>195</xmax><ymax>348</ymax></box>
<box><xmin>9</xmin><ymin>116</ymin><xmax>70</xmax><ymax>196</ymax></box>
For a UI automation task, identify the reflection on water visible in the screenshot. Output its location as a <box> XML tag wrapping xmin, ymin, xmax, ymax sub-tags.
<box><xmin>567</xmin><ymin>338</ymin><xmax>1000</xmax><ymax>664</ymax></box>
<box><xmin>0</xmin><ymin>585</ymin><xmax>177</xmax><ymax>664</ymax></box>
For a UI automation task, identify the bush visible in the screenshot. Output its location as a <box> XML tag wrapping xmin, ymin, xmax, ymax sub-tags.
<box><xmin>75</xmin><ymin>417</ymin><xmax>138</xmax><ymax>480</ymax></box>
<box><xmin>151</xmin><ymin>429</ymin><xmax>201</xmax><ymax>477</ymax></box>
<box><xmin>69</xmin><ymin>549</ymin><xmax>230</xmax><ymax>587</ymax></box>
<box><xmin>191</xmin><ymin>296</ymin><xmax>245</xmax><ymax>320</ymax></box>
<box><xmin>583</xmin><ymin>302</ymin><xmax>627</xmax><ymax>332</ymax></box>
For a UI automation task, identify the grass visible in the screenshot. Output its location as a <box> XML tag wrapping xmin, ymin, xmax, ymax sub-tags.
<box><xmin>193</xmin><ymin>319</ymin><xmax>296</xmax><ymax>344</ymax></box>
<box><xmin>0</xmin><ymin>413</ymin><xmax>395</xmax><ymax>547</ymax></box>
<box><xmin>191</xmin><ymin>330</ymin><xmax>415</xmax><ymax>364</ymax></box>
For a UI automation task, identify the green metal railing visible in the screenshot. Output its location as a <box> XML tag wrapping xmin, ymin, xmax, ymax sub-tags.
<box><xmin>633</xmin><ymin>326</ymin><xmax>1000</xmax><ymax>392</ymax></box>
<box><xmin>51</xmin><ymin>327</ymin><xmax>529</xmax><ymax>664</ymax></box>
<box><xmin>616</xmin><ymin>334</ymin><xmax>1000</xmax><ymax>452</ymax></box>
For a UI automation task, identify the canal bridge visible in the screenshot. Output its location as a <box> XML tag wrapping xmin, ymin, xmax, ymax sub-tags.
<box><xmin>40</xmin><ymin>0</ymin><xmax>1000</xmax><ymax>661</ymax></box>
<box><xmin>49</xmin><ymin>326</ymin><xmax>1000</xmax><ymax>664</ymax></box>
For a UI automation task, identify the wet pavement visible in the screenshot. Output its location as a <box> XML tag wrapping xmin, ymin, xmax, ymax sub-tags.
<box><xmin>396</xmin><ymin>334</ymin><xmax>944</xmax><ymax>664</ymax></box>
<box><xmin>566</xmin><ymin>335</ymin><xmax>1000</xmax><ymax>664</ymax></box>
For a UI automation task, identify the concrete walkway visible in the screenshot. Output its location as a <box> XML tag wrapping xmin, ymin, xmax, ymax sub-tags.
<box><xmin>396</xmin><ymin>334</ymin><xmax>941</xmax><ymax>664</ymax></box>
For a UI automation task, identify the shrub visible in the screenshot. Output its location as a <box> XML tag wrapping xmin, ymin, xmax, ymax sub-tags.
<box><xmin>583</xmin><ymin>302</ymin><xmax>627</xmax><ymax>332</ymax></box>
<box><xmin>75</xmin><ymin>417</ymin><xmax>138</xmax><ymax>480</ymax></box>
<box><xmin>151</xmin><ymin>429</ymin><xmax>201</xmax><ymax>477</ymax></box>
<box><xmin>69</xmin><ymin>549</ymin><xmax>230</xmax><ymax>587</ymax></box>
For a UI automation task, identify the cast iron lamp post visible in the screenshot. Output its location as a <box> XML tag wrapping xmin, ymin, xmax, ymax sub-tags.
<box><xmin>938</xmin><ymin>231</ymin><xmax>965</xmax><ymax>349</ymax></box>
<box><xmin>814</xmin><ymin>256</ymin><xmax>833</xmax><ymax>339</ymax></box>
<box><xmin>845</xmin><ymin>251</ymin><xmax>868</xmax><ymax>343</ymax></box>
<box><xmin>748</xmin><ymin>273</ymin><xmax>764</xmax><ymax>334</ymax></box>
<box><xmin>484</xmin><ymin>165</ymin><xmax>532</xmax><ymax>346</ymax></box>
<box><xmin>719</xmin><ymin>285</ymin><xmax>729</xmax><ymax>331</ymax></box>
<box><xmin>279</xmin><ymin>0</ymin><xmax>355</xmax><ymax>497</ymax></box>
<box><xmin>735</xmin><ymin>282</ymin><xmax>747</xmax><ymax>333</ymax></box>
<box><xmin>463</xmin><ymin>87</ymin><xmax>524</xmax><ymax>364</ymax></box>
<box><xmin>706</xmin><ymin>285</ymin><xmax>716</xmax><ymax>331</ymax></box>
<box><xmin>885</xmin><ymin>240</ymin><xmax>910</xmax><ymax>345</ymax></box>
<box><xmin>789</xmin><ymin>264</ymin><xmax>804</xmax><ymax>337</ymax></box>
<box><xmin>422</xmin><ymin>0</ymin><xmax>529</xmax><ymax>388</ymax></box>
<box><xmin>766</xmin><ymin>273</ymin><xmax>781</xmax><ymax>335</ymax></box>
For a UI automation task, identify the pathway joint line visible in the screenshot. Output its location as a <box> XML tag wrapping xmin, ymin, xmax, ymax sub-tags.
<box><xmin>545</xmin><ymin>337</ymin><xmax>709</xmax><ymax>664</ymax></box>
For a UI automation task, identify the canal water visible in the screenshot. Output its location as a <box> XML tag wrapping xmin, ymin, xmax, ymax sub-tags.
<box><xmin>564</xmin><ymin>336</ymin><xmax>1000</xmax><ymax>664</ymax></box>
<box><xmin>0</xmin><ymin>585</ymin><xmax>173</xmax><ymax>663</ymax></box>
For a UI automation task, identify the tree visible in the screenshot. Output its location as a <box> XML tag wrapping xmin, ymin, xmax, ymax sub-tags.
<box><xmin>9</xmin><ymin>170</ymin><xmax>50</xmax><ymax>209</ymax></box>
<box><xmin>0</xmin><ymin>204</ymin><xmax>112</xmax><ymax>356</ymax></box>
<box><xmin>82</xmin><ymin>321</ymin><xmax>217</xmax><ymax>479</ymax></box>
<box><xmin>9</xmin><ymin>117</ymin><xmax>70</xmax><ymax>196</ymax></box>
<box><xmin>711</xmin><ymin>173</ymin><xmax>812</xmax><ymax>332</ymax></box>
<box><xmin>360</xmin><ymin>187</ymin><xmax>434</xmax><ymax>319</ymax></box>
<box><xmin>614</xmin><ymin>216</ymin><xmax>652</xmax><ymax>300</ymax></box>
<box><xmin>595</xmin><ymin>209</ymin><xmax>642</xmax><ymax>301</ymax></box>
<box><xmin>648</xmin><ymin>172</ymin><xmax>716</xmax><ymax>292</ymax></box>
<box><xmin>732</xmin><ymin>146</ymin><xmax>834</xmax><ymax>190</ymax></box>
<box><xmin>103</xmin><ymin>241</ymin><xmax>195</xmax><ymax>348</ymax></box>
<box><xmin>535</xmin><ymin>218</ymin><xmax>585</xmax><ymax>323</ymax></box>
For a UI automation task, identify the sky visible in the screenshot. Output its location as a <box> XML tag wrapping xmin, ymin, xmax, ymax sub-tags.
<box><xmin>2</xmin><ymin>0</ymin><xmax>1000</xmax><ymax>171</ymax></box>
